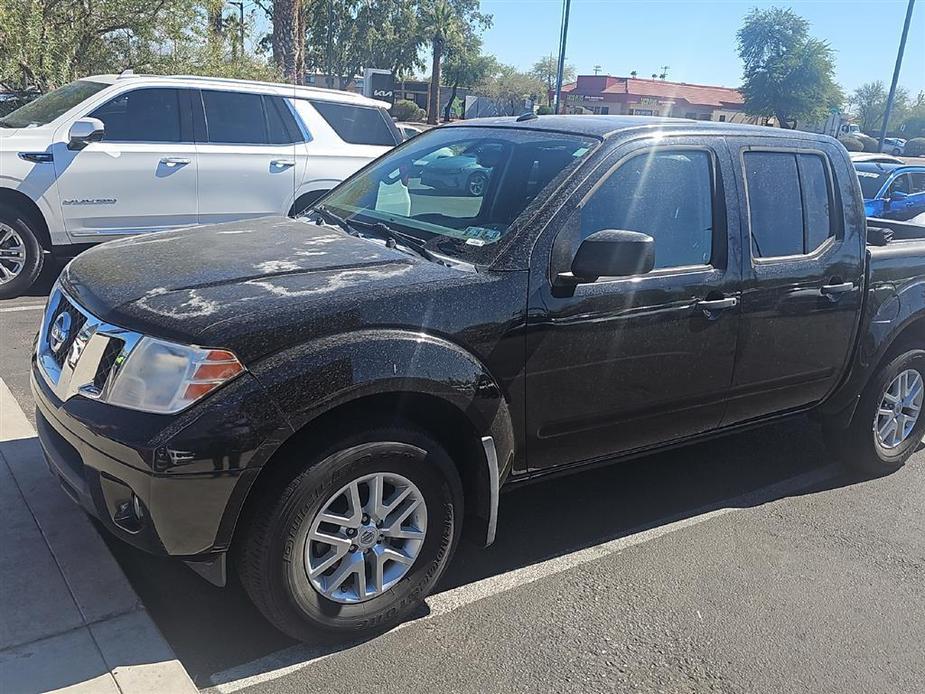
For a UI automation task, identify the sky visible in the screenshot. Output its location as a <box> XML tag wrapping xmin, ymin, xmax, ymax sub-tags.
<box><xmin>477</xmin><ymin>0</ymin><xmax>925</xmax><ymax>96</ymax></box>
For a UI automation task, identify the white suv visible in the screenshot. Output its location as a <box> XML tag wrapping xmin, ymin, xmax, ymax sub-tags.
<box><xmin>0</xmin><ymin>74</ymin><xmax>400</xmax><ymax>297</ymax></box>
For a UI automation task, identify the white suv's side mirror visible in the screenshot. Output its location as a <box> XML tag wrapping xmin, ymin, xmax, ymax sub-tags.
<box><xmin>68</xmin><ymin>118</ymin><xmax>105</xmax><ymax>150</ymax></box>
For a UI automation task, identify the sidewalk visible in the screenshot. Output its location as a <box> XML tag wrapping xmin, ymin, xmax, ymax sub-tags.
<box><xmin>0</xmin><ymin>378</ymin><xmax>197</xmax><ymax>693</ymax></box>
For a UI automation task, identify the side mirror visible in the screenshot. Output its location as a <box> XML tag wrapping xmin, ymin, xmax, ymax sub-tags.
<box><xmin>890</xmin><ymin>190</ymin><xmax>908</xmax><ymax>201</ymax></box>
<box><xmin>67</xmin><ymin>118</ymin><xmax>105</xmax><ymax>150</ymax></box>
<box><xmin>561</xmin><ymin>229</ymin><xmax>656</xmax><ymax>284</ymax></box>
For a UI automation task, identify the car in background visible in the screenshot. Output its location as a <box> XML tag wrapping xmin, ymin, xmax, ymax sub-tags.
<box><xmin>0</xmin><ymin>73</ymin><xmax>400</xmax><ymax>297</ymax></box>
<box><xmin>881</xmin><ymin>137</ymin><xmax>906</xmax><ymax>156</ymax></box>
<box><xmin>855</xmin><ymin>162</ymin><xmax>925</xmax><ymax>220</ymax></box>
<box><xmin>396</xmin><ymin>122</ymin><xmax>424</xmax><ymax>140</ymax></box>
<box><xmin>850</xmin><ymin>152</ymin><xmax>904</xmax><ymax>165</ymax></box>
<box><xmin>419</xmin><ymin>141</ymin><xmax>502</xmax><ymax>196</ymax></box>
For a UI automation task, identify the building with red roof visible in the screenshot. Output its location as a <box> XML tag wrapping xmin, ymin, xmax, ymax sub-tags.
<box><xmin>555</xmin><ymin>75</ymin><xmax>749</xmax><ymax>122</ymax></box>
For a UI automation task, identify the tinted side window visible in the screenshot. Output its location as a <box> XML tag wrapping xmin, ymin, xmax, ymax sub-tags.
<box><xmin>744</xmin><ymin>152</ymin><xmax>804</xmax><ymax>257</ymax></box>
<box><xmin>580</xmin><ymin>150</ymin><xmax>715</xmax><ymax>270</ymax></box>
<box><xmin>265</xmin><ymin>96</ymin><xmax>302</xmax><ymax>144</ymax></box>
<box><xmin>202</xmin><ymin>90</ymin><xmax>267</xmax><ymax>144</ymax></box>
<box><xmin>90</xmin><ymin>88</ymin><xmax>181</xmax><ymax>143</ymax></box>
<box><xmin>307</xmin><ymin>100</ymin><xmax>398</xmax><ymax>146</ymax></box>
<box><xmin>910</xmin><ymin>172</ymin><xmax>925</xmax><ymax>194</ymax></box>
<box><xmin>798</xmin><ymin>153</ymin><xmax>833</xmax><ymax>252</ymax></box>
<box><xmin>889</xmin><ymin>173</ymin><xmax>910</xmax><ymax>195</ymax></box>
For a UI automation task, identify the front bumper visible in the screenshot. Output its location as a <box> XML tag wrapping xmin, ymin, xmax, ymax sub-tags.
<box><xmin>31</xmin><ymin>360</ymin><xmax>288</xmax><ymax>580</ymax></box>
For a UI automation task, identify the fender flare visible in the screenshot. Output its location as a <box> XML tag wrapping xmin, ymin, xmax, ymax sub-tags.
<box><xmin>820</xmin><ymin>277</ymin><xmax>925</xmax><ymax>425</ymax></box>
<box><xmin>238</xmin><ymin>329</ymin><xmax>516</xmax><ymax>545</ymax></box>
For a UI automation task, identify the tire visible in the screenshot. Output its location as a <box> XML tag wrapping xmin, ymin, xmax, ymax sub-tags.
<box><xmin>236</xmin><ymin>426</ymin><xmax>463</xmax><ymax>640</ymax></box>
<box><xmin>892</xmin><ymin>148</ymin><xmax>902</xmax><ymax>156</ymax></box>
<box><xmin>826</xmin><ymin>346</ymin><xmax>925</xmax><ymax>475</ymax></box>
<box><xmin>0</xmin><ymin>203</ymin><xmax>44</xmax><ymax>299</ymax></box>
<box><xmin>466</xmin><ymin>172</ymin><xmax>488</xmax><ymax>197</ymax></box>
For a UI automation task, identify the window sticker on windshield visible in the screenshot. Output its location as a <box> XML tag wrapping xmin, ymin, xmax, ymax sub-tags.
<box><xmin>856</xmin><ymin>171</ymin><xmax>881</xmax><ymax>178</ymax></box>
<box><xmin>463</xmin><ymin>226</ymin><xmax>503</xmax><ymax>243</ymax></box>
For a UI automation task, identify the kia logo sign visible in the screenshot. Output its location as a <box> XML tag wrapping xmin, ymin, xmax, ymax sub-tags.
<box><xmin>374</xmin><ymin>89</ymin><xmax>394</xmax><ymax>98</ymax></box>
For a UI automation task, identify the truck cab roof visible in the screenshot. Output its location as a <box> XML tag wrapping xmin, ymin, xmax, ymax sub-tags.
<box><xmin>445</xmin><ymin>115</ymin><xmax>838</xmax><ymax>143</ymax></box>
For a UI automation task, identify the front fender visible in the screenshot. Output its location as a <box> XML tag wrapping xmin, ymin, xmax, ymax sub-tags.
<box><xmin>245</xmin><ymin>328</ymin><xmax>516</xmax><ymax>541</ymax></box>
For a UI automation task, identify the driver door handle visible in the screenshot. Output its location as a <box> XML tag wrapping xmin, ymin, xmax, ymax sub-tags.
<box><xmin>271</xmin><ymin>159</ymin><xmax>295</xmax><ymax>168</ymax></box>
<box><xmin>160</xmin><ymin>157</ymin><xmax>190</xmax><ymax>167</ymax></box>
<box><xmin>821</xmin><ymin>281</ymin><xmax>854</xmax><ymax>298</ymax></box>
<box><xmin>697</xmin><ymin>296</ymin><xmax>738</xmax><ymax>313</ymax></box>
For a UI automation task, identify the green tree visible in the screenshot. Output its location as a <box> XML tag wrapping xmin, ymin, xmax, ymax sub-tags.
<box><xmin>478</xmin><ymin>64</ymin><xmax>544</xmax><ymax>116</ymax></box>
<box><xmin>441</xmin><ymin>37</ymin><xmax>496</xmax><ymax>121</ymax></box>
<box><xmin>736</xmin><ymin>6</ymin><xmax>842</xmax><ymax>129</ymax></box>
<box><xmin>529</xmin><ymin>54</ymin><xmax>575</xmax><ymax>105</ymax></box>
<box><xmin>849</xmin><ymin>81</ymin><xmax>910</xmax><ymax>134</ymax></box>
<box><xmin>420</xmin><ymin>0</ymin><xmax>490</xmax><ymax>124</ymax></box>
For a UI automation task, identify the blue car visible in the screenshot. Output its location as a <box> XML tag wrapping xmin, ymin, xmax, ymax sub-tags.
<box><xmin>855</xmin><ymin>162</ymin><xmax>925</xmax><ymax>221</ymax></box>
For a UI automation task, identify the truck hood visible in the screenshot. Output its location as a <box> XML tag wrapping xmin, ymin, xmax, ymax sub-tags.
<box><xmin>62</xmin><ymin>217</ymin><xmax>458</xmax><ymax>361</ymax></box>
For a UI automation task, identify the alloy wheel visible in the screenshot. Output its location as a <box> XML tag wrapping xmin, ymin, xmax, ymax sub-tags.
<box><xmin>874</xmin><ymin>368</ymin><xmax>923</xmax><ymax>449</ymax></box>
<box><xmin>0</xmin><ymin>223</ymin><xmax>26</xmax><ymax>285</ymax></box>
<box><xmin>468</xmin><ymin>173</ymin><xmax>487</xmax><ymax>196</ymax></box>
<box><xmin>304</xmin><ymin>472</ymin><xmax>427</xmax><ymax>604</ymax></box>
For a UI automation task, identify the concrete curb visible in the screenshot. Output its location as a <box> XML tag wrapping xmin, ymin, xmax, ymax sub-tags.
<box><xmin>0</xmin><ymin>377</ymin><xmax>198</xmax><ymax>693</ymax></box>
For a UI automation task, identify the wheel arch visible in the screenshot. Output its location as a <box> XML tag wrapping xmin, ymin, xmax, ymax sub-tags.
<box><xmin>226</xmin><ymin>330</ymin><xmax>516</xmax><ymax>555</ymax></box>
<box><xmin>0</xmin><ymin>187</ymin><xmax>51</xmax><ymax>249</ymax></box>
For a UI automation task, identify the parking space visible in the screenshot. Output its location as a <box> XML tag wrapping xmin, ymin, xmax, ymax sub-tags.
<box><xmin>2</xmin><ymin>286</ymin><xmax>924</xmax><ymax>692</ymax></box>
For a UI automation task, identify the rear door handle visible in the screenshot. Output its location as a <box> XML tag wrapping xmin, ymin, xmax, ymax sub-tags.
<box><xmin>821</xmin><ymin>282</ymin><xmax>854</xmax><ymax>299</ymax></box>
<box><xmin>271</xmin><ymin>159</ymin><xmax>295</xmax><ymax>168</ymax></box>
<box><xmin>160</xmin><ymin>157</ymin><xmax>190</xmax><ymax>167</ymax></box>
<box><xmin>696</xmin><ymin>296</ymin><xmax>738</xmax><ymax>318</ymax></box>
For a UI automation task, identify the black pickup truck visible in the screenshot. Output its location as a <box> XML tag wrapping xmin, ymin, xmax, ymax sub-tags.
<box><xmin>32</xmin><ymin>116</ymin><xmax>925</xmax><ymax>640</ymax></box>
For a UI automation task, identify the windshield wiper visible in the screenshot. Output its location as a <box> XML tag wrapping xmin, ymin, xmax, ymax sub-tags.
<box><xmin>312</xmin><ymin>205</ymin><xmax>351</xmax><ymax>232</ymax></box>
<box><xmin>345</xmin><ymin>218</ymin><xmax>445</xmax><ymax>265</ymax></box>
<box><xmin>314</xmin><ymin>205</ymin><xmax>444</xmax><ymax>265</ymax></box>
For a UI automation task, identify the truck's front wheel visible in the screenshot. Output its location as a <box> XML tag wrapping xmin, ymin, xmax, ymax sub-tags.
<box><xmin>237</xmin><ymin>427</ymin><xmax>463</xmax><ymax>640</ymax></box>
<box><xmin>0</xmin><ymin>204</ymin><xmax>44</xmax><ymax>299</ymax></box>
<box><xmin>827</xmin><ymin>346</ymin><xmax>924</xmax><ymax>475</ymax></box>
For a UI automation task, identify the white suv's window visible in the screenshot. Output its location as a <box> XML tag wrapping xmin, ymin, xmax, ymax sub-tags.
<box><xmin>90</xmin><ymin>88</ymin><xmax>183</xmax><ymax>143</ymax></box>
<box><xmin>202</xmin><ymin>90</ymin><xmax>266</xmax><ymax>144</ymax></box>
<box><xmin>307</xmin><ymin>100</ymin><xmax>398</xmax><ymax>146</ymax></box>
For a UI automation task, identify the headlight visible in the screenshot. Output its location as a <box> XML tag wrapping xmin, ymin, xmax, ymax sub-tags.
<box><xmin>106</xmin><ymin>337</ymin><xmax>244</xmax><ymax>414</ymax></box>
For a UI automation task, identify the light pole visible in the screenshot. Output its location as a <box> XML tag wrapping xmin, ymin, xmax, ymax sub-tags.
<box><xmin>553</xmin><ymin>0</ymin><xmax>572</xmax><ymax>114</ymax></box>
<box><xmin>879</xmin><ymin>0</ymin><xmax>916</xmax><ymax>150</ymax></box>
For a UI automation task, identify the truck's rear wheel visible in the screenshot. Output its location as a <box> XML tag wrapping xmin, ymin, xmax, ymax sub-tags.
<box><xmin>0</xmin><ymin>204</ymin><xmax>44</xmax><ymax>299</ymax></box>
<box><xmin>827</xmin><ymin>347</ymin><xmax>924</xmax><ymax>475</ymax></box>
<box><xmin>236</xmin><ymin>427</ymin><xmax>463</xmax><ymax>640</ymax></box>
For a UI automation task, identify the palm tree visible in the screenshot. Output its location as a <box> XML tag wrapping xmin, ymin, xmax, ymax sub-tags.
<box><xmin>423</xmin><ymin>0</ymin><xmax>459</xmax><ymax>125</ymax></box>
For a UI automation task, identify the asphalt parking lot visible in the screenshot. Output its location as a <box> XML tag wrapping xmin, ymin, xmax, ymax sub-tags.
<box><xmin>2</xmin><ymin>283</ymin><xmax>924</xmax><ymax>693</ymax></box>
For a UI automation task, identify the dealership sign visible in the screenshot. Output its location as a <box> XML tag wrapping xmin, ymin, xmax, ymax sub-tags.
<box><xmin>363</xmin><ymin>68</ymin><xmax>395</xmax><ymax>105</ymax></box>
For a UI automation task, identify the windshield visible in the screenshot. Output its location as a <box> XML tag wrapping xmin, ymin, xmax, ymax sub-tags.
<box><xmin>316</xmin><ymin>126</ymin><xmax>598</xmax><ymax>264</ymax></box>
<box><xmin>855</xmin><ymin>167</ymin><xmax>890</xmax><ymax>199</ymax></box>
<box><xmin>0</xmin><ymin>80</ymin><xmax>108</xmax><ymax>128</ymax></box>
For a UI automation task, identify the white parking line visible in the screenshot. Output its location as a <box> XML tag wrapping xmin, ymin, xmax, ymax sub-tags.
<box><xmin>0</xmin><ymin>303</ymin><xmax>45</xmax><ymax>313</ymax></box>
<box><xmin>208</xmin><ymin>461</ymin><xmax>841</xmax><ymax>693</ymax></box>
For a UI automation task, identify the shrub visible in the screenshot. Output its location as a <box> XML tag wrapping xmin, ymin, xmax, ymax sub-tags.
<box><xmin>904</xmin><ymin>137</ymin><xmax>925</xmax><ymax>157</ymax></box>
<box><xmin>536</xmin><ymin>105</ymin><xmax>554</xmax><ymax>115</ymax></box>
<box><xmin>390</xmin><ymin>99</ymin><xmax>424</xmax><ymax>122</ymax></box>
<box><xmin>856</xmin><ymin>133</ymin><xmax>880</xmax><ymax>153</ymax></box>
<box><xmin>839</xmin><ymin>136</ymin><xmax>864</xmax><ymax>152</ymax></box>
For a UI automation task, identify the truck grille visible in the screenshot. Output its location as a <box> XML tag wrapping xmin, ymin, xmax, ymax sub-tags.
<box><xmin>37</xmin><ymin>286</ymin><xmax>142</xmax><ymax>403</ymax></box>
<box><xmin>47</xmin><ymin>294</ymin><xmax>88</xmax><ymax>368</ymax></box>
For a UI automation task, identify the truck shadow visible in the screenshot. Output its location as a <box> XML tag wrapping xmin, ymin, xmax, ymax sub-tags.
<box><xmin>107</xmin><ymin>415</ymin><xmax>869</xmax><ymax>687</ymax></box>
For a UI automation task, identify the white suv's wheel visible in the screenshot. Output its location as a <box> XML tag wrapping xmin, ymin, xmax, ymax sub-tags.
<box><xmin>0</xmin><ymin>204</ymin><xmax>44</xmax><ymax>299</ymax></box>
